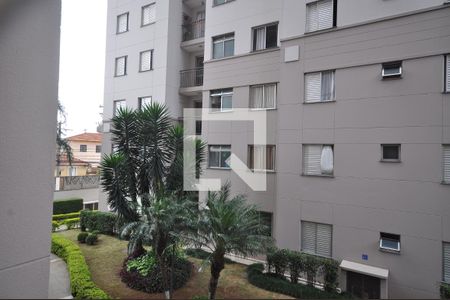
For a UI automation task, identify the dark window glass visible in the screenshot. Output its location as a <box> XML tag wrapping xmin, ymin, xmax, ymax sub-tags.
<box><xmin>80</xmin><ymin>145</ymin><xmax>87</xmax><ymax>152</ymax></box>
<box><xmin>266</xmin><ymin>24</ymin><xmax>278</xmax><ymax>48</ymax></box>
<box><xmin>95</xmin><ymin>145</ymin><xmax>101</xmax><ymax>153</ymax></box>
<box><xmin>382</xmin><ymin>145</ymin><xmax>400</xmax><ymax>161</ymax></box>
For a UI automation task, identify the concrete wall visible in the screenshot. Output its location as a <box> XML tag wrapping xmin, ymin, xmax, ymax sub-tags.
<box><xmin>55</xmin><ymin>188</ymin><xmax>100</xmax><ymax>205</ymax></box>
<box><xmin>0</xmin><ymin>0</ymin><xmax>61</xmax><ymax>298</ymax></box>
<box><xmin>276</xmin><ymin>6</ymin><xmax>450</xmax><ymax>298</ymax></box>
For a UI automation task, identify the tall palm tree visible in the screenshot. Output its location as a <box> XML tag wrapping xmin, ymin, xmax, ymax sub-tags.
<box><xmin>56</xmin><ymin>101</ymin><xmax>73</xmax><ymax>176</ymax></box>
<box><xmin>188</xmin><ymin>183</ymin><xmax>274</xmax><ymax>299</ymax></box>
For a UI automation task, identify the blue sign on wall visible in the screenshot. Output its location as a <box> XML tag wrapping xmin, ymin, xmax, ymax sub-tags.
<box><xmin>362</xmin><ymin>254</ymin><xmax>368</xmax><ymax>261</ymax></box>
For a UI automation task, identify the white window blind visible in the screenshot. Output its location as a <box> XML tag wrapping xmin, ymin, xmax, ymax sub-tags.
<box><xmin>444</xmin><ymin>145</ymin><xmax>450</xmax><ymax>184</ymax></box>
<box><xmin>140</xmin><ymin>50</ymin><xmax>152</xmax><ymax>71</ymax></box>
<box><xmin>305</xmin><ymin>71</ymin><xmax>335</xmax><ymax>103</ymax></box>
<box><xmin>142</xmin><ymin>3</ymin><xmax>156</xmax><ymax>26</ymax></box>
<box><xmin>444</xmin><ymin>242</ymin><xmax>450</xmax><ymax>282</ymax></box>
<box><xmin>250</xmin><ymin>83</ymin><xmax>276</xmax><ymax>109</ymax></box>
<box><xmin>301</xmin><ymin>221</ymin><xmax>332</xmax><ymax>257</ymax></box>
<box><xmin>446</xmin><ymin>55</ymin><xmax>450</xmax><ymax>92</ymax></box>
<box><xmin>117</xmin><ymin>13</ymin><xmax>128</xmax><ymax>33</ymax></box>
<box><xmin>115</xmin><ymin>56</ymin><xmax>126</xmax><ymax>76</ymax></box>
<box><xmin>303</xmin><ymin>144</ymin><xmax>334</xmax><ymax>176</ymax></box>
<box><xmin>306</xmin><ymin>0</ymin><xmax>333</xmax><ymax>33</ymax></box>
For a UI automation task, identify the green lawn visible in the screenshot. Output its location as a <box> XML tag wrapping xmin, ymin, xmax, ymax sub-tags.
<box><xmin>56</xmin><ymin>230</ymin><xmax>292</xmax><ymax>299</ymax></box>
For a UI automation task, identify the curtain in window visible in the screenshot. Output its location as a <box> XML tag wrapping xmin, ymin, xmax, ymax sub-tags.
<box><xmin>254</xmin><ymin>146</ymin><xmax>266</xmax><ymax>170</ymax></box>
<box><xmin>117</xmin><ymin>14</ymin><xmax>128</xmax><ymax>32</ymax></box>
<box><xmin>264</xmin><ymin>84</ymin><xmax>276</xmax><ymax>108</ymax></box>
<box><xmin>444</xmin><ymin>242</ymin><xmax>450</xmax><ymax>282</ymax></box>
<box><xmin>140</xmin><ymin>51</ymin><xmax>151</xmax><ymax>71</ymax></box>
<box><xmin>305</xmin><ymin>73</ymin><xmax>321</xmax><ymax>103</ymax></box>
<box><xmin>142</xmin><ymin>4</ymin><xmax>155</xmax><ymax>25</ymax></box>
<box><xmin>321</xmin><ymin>71</ymin><xmax>334</xmax><ymax>101</ymax></box>
<box><xmin>254</xmin><ymin>27</ymin><xmax>266</xmax><ymax>51</ymax></box>
<box><xmin>116</xmin><ymin>57</ymin><xmax>125</xmax><ymax>76</ymax></box>
<box><xmin>250</xmin><ymin>86</ymin><xmax>264</xmax><ymax>108</ymax></box>
<box><xmin>444</xmin><ymin>145</ymin><xmax>450</xmax><ymax>183</ymax></box>
<box><xmin>320</xmin><ymin>145</ymin><xmax>334</xmax><ymax>175</ymax></box>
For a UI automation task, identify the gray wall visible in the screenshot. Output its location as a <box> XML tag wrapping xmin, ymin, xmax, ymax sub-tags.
<box><xmin>0</xmin><ymin>0</ymin><xmax>61</xmax><ymax>298</ymax></box>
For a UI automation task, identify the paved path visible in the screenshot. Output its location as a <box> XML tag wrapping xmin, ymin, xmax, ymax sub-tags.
<box><xmin>48</xmin><ymin>254</ymin><xmax>73</xmax><ymax>299</ymax></box>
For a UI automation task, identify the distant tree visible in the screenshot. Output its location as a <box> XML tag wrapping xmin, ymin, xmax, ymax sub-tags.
<box><xmin>56</xmin><ymin>101</ymin><xmax>73</xmax><ymax>176</ymax></box>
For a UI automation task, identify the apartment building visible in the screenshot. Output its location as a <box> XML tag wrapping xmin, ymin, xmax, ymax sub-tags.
<box><xmin>101</xmin><ymin>0</ymin><xmax>450</xmax><ymax>298</ymax></box>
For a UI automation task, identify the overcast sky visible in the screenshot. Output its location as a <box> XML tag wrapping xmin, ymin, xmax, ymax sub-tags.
<box><xmin>58</xmin><ymin>0</ymin><xmax>107</xmax><ymax>136</ymax></box>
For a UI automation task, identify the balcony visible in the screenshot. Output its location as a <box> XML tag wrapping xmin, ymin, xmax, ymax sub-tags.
<box><xmin>180</xmin><ymin>67</ymin><xmax>203</xmax><ymax>95</ymax></box>
<box><xmin>181</xmin><ymin>19</ymin><xmax>205</xmax><ymax>52</ymax></box>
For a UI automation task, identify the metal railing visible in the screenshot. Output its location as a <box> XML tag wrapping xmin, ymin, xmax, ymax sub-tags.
<box><xmin>180</xmin><ymin>67</ymin><xmax>204</xmax><ymax>88</ymax></box>
<box><xmin>182</xmin><ymin>19</ymin><xmax>205</xmax><ymax>41</ymax></box>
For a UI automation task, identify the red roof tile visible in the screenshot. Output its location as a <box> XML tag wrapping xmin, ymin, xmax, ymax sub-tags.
<box><xmin>68</xmin><ymin>132</ymin><xmax>102</xmax><ymax>143</ymax></box>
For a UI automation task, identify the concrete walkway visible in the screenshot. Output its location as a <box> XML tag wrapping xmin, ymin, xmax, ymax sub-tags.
<box><xmin>48</xmin><ymin>254</ymin><xmax>73</xmax><ymax>299</ymax></box>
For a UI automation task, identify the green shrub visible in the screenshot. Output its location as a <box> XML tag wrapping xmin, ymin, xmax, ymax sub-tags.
<box><xmin>86</xmin><ymin>233</ymin><xmax>98</xmax><ymax>246</ymax></box>
<box><xmin>303</xmin><ymin>253</ymin><xmax>321</xmax><ymax>286</ymax></box>
<box><xmin>80</xmin><ymin>210</ymin><xmax>117</xmax><ymax>235</ymax></box>
<box><xmin>247</xmin><ymin>263</ymin><xmax>348</xmax><ymax>299</ymax></box>
<box><xmin>441</xmin><ymin>282</ymin><xmax>450</xmax><ymax>299</ymax></box>
<box><xmin>62</xmin><ymin>217</ymin><xmax>80</xmax><ymax>230</ymax></box>
<box><xmin>191</xmin><ymin>296</ymin><xmax>208</xmax><ymax>300</ymax></box>
<box><xmin>287</xmin><ymin>250</ymin><xmax>304</xmax><ymax>284</ymax></box>
<box><xmin>53</xmin><ymin>198</ymin><xmax>83</xmax><ymax>214</ymax></box>
<box><xmin>51</xmin><ymin>234</ymin><xmax>109</xmax><ymax>299</ymax></box>
<box><xmin>267</xmin><ymin>248</ymin><xmax>289</xmax><ymax>276</ymax></box>
<box><xmin>52</xmin><ymin>212</ymin><xmax>81</xmax><ymax>221</ymax></box>
<box><xmin>323</xmin><ymin>258</ymin><xmax>339</xmax><ymax>292</ymax></box>
<box><xmin>126</xmin><ymin>251</ymin><xmax>158</xmax><ymax>276</ymax></box>
<box><xmin>52</xmin><ymin>221</ymin><xmax>60</xmax><ymax>232</ymax></box>
<box><xmin>77</xmin><ymin>232</ymin><xmax>89</xmax><ymax>243</ymax></box>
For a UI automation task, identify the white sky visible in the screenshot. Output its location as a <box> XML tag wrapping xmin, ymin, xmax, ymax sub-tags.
<box><xmin>58</xmin><ymin>0</ymin><xmax>107</xmax><ymax>136</ymax></box>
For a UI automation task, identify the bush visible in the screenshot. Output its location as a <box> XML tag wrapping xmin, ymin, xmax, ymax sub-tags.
<box><xmin>441</xmin><ymin>282</ymin><xmax>450</xmax><ymax>299</ymax></box>
<box><xmin>53</xmin><ymin>198</ymin><xmax>83</xmax><ymax>215</ymax></box>
<box><xmin>247</xmin><ymin>263</ymin><xmax>348</xmax><ymax>299</ymax></box>
<box><xmin>62</xmin><ymin>217</ymin><xmax>80</xmax><ymax>230</ymax></box>
<box><xmin>185</xmin><ymin>248</ymin><xmax>234</xmax><ymax>264</ymax></box>
<box><xmin>120</xmin><ymin>252</ymin><xmax>192</xmax><ymax>293</ymax></box>
<box><xmin>77</xmin><ymin>232</ymin><xmax>89</xmax><ymax>243</ymax></box>
<box><xmin>287</xmin><ymin>250</ymin><xmax>304</xmax><ymax>284</ymax></box>
<box><xmin>52</xmin><ymin>212</ymin><xmax>81</xmax><ymax>221</ymax></box>
<box><xmin>86</xmin><ymin>233</ymin><xmax>98</xmax><ymax>246</ymax></box>
<box><xmin>323</xmin><ymin>258</ymin><xmax>339</xmax><ymax>292</ymax></box>
<box><xmin>267</xmin><ymin>248</ymin><xmax>289</xmax><ymax>276</ymax></box>
<box><xmin>51</xmin><ymin>234</ymin><xmax>109</xmax><ymax>299</ymax></box>
<box><xmin>52</xmin><ymin>221</ymin><xmax>60</xmax><ymax>232</ymax></box>
<box><xmin>80</xmin><ymin>210</ymin><xmax>117</xmax><ymax>235</ymax></box>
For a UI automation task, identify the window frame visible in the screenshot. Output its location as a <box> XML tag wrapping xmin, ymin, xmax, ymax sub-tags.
<box><xmin>304</xmin><ymin>70</ymin><xmax>335</xmax><ymax>103</ymax></box>
<box><xmin>114</xmin><ymin>56</ymin><xmax>127</xmax><ymax>77</ymax></box>
<box><xmin>305</xmin><ymin>0</ymin><xmax>336</xmax><ymax>33</ymax></box>
<box><xmin>379</xmin><ymin>232</ymin><xmax>401</xmax><ymax>253</ymax></box>
<box><xmin>380</xmin><ymin>144</ymin><xmax>401</xmax><ymax>163</ymax></box>
<box><xmin>113</xmin><ymin>99</ymin><xmax>126</xmax><ymax>116</ymax></box>
<box><xmin>301</xmin><ymin>220</ymin><xmax>333</xmax><ymax>258</ymax></box>
<box><xmin>251</xmin><ymin>22</ymin><xmax>279</xmax><ymax>52</ymax></box>
<box><xmin>249</xmin><ymin>83</ymin><xmax>277</xmax><ymax>110</ymax></box>
<box><xmin>210</xmin><ymin>88</ymin><xmax>233</xmax><ymax>112</ymax></box>
<box><xmin>248</xmin><ymin>145</ymin><xmax>276</xmax><ymax>172</ymax></box>
<box><xmin>208</xmin><ymin>145</ymin><xmax>232</xmax><ymax>169</ymax></box>
<box><xmin>79</xmin><ymin>145</ymin><xmax>87</xmax><ymax>153</ymax></box>
<box><xmin>445</xmin><ymin>54</ymin><xmax>450</xmax><ymax>93</ymax></box>
<box><xmin>213</xmin><ymin>0</ymin><xmax>235</xmax><ymax>7</ymax></box>
<box><xmin>138</xmin><ymin>96</ymin><xmax>152</xmax><ymax>110</ymax></box>
<box><xmin>139</xmin><ymin>49</ymin><xmax>153</xmax><ymax>72</ymax></box>
<box><xmin>141</xmin><ymin>3</ymin><xmax>156</xmax><ymax>27</ymax></box>
<box><xmin>382</xmin><ymin>61</ymin><xmax>402</xmax><ymax>79</ymax></box>
<box><xmin>95</xmin><ymin>145</ymin><xmax>101</xmax><ymax>153</ymax></box>
<box><xmin>212</xmin><ymin>33</ymin><xmax>235</xmax><ymax>59</ymax></box>
<box><xmin>83</xmin><ymin>201</ymin><xmax>99</xmax><ymax>211</ymax></box>
<box><xmin>444</xmin><ymin>242</ymin><xmax>450</xmax><ymax>283</ymax></box>
<box><xmin>443</xmin><ymin>144</ymin><xmax>450</xmax><ymax>184</ymax></box>
<box><xmin>302</xmin><ymin>144</ymin><xmax>335</xmax><ymax>177</ymax></box>
<box><xmin>116</xmin><ymin>12</ymin><xmax>129</xmax><ymax>34</ymax></box>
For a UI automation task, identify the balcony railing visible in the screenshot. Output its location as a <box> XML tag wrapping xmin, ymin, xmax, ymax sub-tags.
<box><xmin>180</xmin><ymin>67</ymin><xmax>204</xmax><ymax>88</ymax></box>
<box><xmin>182</xmin><ymin>19</ymin><xmax>205</xmax><ymax>42</ymax></box>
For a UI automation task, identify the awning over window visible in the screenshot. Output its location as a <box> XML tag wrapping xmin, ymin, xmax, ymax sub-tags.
<box><xmin>340</xmin><ymin>260</ymin><xmax>389</xmax><ymax>279</ymax></box>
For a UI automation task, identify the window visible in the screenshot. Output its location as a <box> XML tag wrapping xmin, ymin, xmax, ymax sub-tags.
<box><xmin>213</xmin><ymin>0</ymin><xmax>234</xmax><ymax>6</ymax></box>
<box><xmin>252</xmin><ymin>23</ymin><xmax>278</xmax><ymax>51</ymax></box>
<box><xmin>196</xmin><ymin>120</ymin><xmax>202</xmax><ymax>136</ymax></box>
<box><xmin>382</xmin><ymin>61</ymin><xmax>402</xmax><ymax>78</ymax></box>
<box><xmin>95</xmin><ymin>145</ymin><xmax>101</xmax><ymax>153</ymax></box>
<box><xmin>208</xmin><ymin>145</ymin><xmax>231</xmax><ymax>169</ymax></box>
<box><xmin>381</xmin><ymin>144</ymin><xmax>401</xmax><ymax>162</ymax></box>
<box><xmin>212</xmin><ymin>33</ymin><xmax>234</xmax><ymax>59</ymax></box>
<box><xmin>84</xmin><ymin>202</ymin><xmax>99</xmax><ymax>211</ymax></box>
<box><xmin>210</xmin><ymin>88</ymin><xmax>233</xmax><ymax>112</ymax></box>
<box><xmin>250</xmin><ymin>83</ymin><xmax>276</xmax><ymax>109</ymax></box>
<box><xmin>139</xmin><ymin>50</ymin><xmax>153</xmax><ymax>72</ymax></box>
<box><xmin>116</xmin><ymin>12</ymin><xmax>129</xmax><ymax>34</ymax></box>
<box><xmin>305</xmin><ymin>70</ymin><xmax>335</xmax><ymax>103</ymax></box>
<box><xmin>80</xmin><ymin>145</ymin><xmax>87</xmax><ymax>152</ymax></box>
<box><xmin>301</xmin><ymin>221</ymin><xmax>332</xmax><ymax>257</ymax></box>
<box><xmin>303</xmin><ymin>144</ymin><xmax>334</xmax><ymax>176</ymax></box>
<box><xmin>444</xmin><ymin>145</ymin><xmax>450</xmax><ymax>184</ymax></box>
<box><xmin>248</xmin><ymin>145</ymin><xmax>276</xmax><ymax>171</ymax></box>
<box><xmin>379</xmin><ymin>232</ymin><xmax>400</xmax><ymax>253</ymax></box>
<box><xmin>141</xmin><ymin>3</ymin><xmax>156</xmax><ymax>26</ymax></box>
<box><xmin>444</xmin><ymin>242</ymin><xmax>450</xmax><ymax>283</ymax></box>
<box><xmin>258</xmin><ymin>211</ymin><xmax>273</xmax><ymax>236</ymax></box>
<box><xmin>138</xmin><ymin>96</ymin><xmax>152</xmax><ymax>110</ymax></box>
<box><xmin>306</xmin><ymin>0</ymin><xmax>335</xmax><ymax>33</ymax></box>
<box><xmin>115</xmin><ymin>56</ymin><xmax>127</xmax><ymax>76</ymax></box>
<box><xmin>445</xmin><ymin>55</ymin><xmax>450</xmax><ymax>92</ymax></box>
<box><xmin>113</xmin><ymin>99</ymin><xmax>126</xmax><ymax>116</ymax></box>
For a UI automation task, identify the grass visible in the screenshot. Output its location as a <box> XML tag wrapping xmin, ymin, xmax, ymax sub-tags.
<box><xmin>56</xmin><ymin>230</ymin><xmax>292</xmax><ymax>299</ymax></box>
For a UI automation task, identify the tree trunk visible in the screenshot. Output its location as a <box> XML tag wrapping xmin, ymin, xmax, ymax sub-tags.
<box><xmin>208</xmin><ymin>254</ymin><xmax>225</xmax><ymax>300</ymax></box>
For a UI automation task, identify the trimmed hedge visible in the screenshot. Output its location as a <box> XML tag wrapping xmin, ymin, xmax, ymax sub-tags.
<box><xmin>86</xmin><ymin>233</ymin><xmax>98</xmax><ymax>245</ymax></box>
<box><xmin>441</xmin><ymin>282</ymin><xmax>450</xmax><ymax>299</ymax></box>
<box><xmin>247</xmin><ymin>263</ymin><xmax>348</xmax><ymax>299</ymax></box>
<box><xmin>51</xmin><ymin>234</ymin><xmax>109</xmax><ymax>299</ymax></box>
<box><xmin>52</xmin><ymin>221</ymin><xmax>61</xmax><ymax>232</ymax></box>
<box><xmin>63</xmin><ymin>218</ymin><xmax>80</xmax><ymax>230</ymax></box>
<box><xmin>77</xmin><ymin>232</ymin><xmax>89</xmax><ymax>243</ymax></box>
<box><xmin>53</xmin><ymin>198</ymin><xmax>83</xmax><ymax>215</ymax></box>
<box><xmin>80</xmin><ymin>210</ymin><xmax>117</xmax><ymax>235</ymax></box>
<box><xmin>53</xmin><ymin>212</ymin><xmax>81</xmax><ymax>221</ymax></box>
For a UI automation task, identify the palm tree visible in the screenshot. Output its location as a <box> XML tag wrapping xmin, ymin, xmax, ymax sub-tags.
<box><xmin>100</xmin><ymin>102</ymin><xmax>205</xmax><ymax>297</ymax></box>
<box><xmin>56</xmin><ymin>101</ymin><xmax>73</xmax><ymax>176</ymax></box>
<box><xmin>188</xmin><ymin>183</ymin><xmax>273</xmax><ymax>299</ymax></box>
